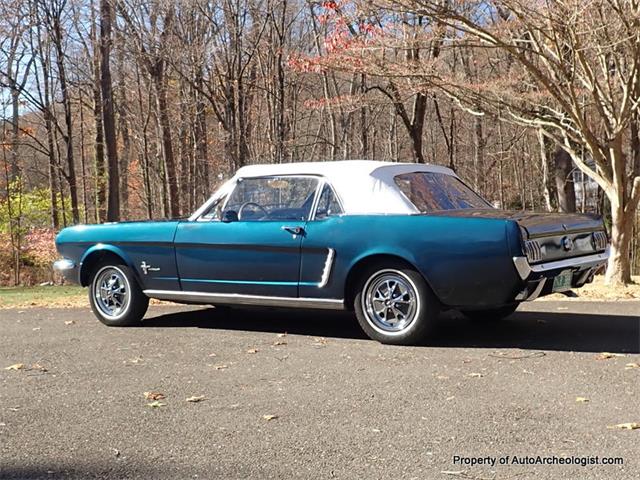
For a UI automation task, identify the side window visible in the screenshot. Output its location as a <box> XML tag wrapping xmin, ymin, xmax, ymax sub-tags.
<box><xmin>224</xmin><ymin>176</ymin><xmax>319</xmax><ymax>221</ymax></box>
<box><xmin>314</xmin><ymin>183</ymin><xmax>343</xmax><ymax>219</ymax></box>
<box><xmin>199</xmin><ymin>194</ymin><xmax>228</xmax><ymax>221</ymax></box>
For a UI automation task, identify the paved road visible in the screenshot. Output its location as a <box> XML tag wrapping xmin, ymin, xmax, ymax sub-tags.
<box><xmin>0</xmin><ymin>301</ymin><xmax>639</xmax><ymax>480</ymax></box>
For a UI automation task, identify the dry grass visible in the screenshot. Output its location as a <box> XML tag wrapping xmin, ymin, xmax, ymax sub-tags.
<box><xmin>543</xmin><ymin>275</ymin><xmax>640</xmax><ymax>301</ymax></box>
<box><xmin>0</xmin><ymin>285</ymin><xmax>175</xmax><ymax>309</ymax></box>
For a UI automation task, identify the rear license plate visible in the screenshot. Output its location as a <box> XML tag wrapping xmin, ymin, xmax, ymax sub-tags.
<box><xmin>552</xmin><ymin>270</ymin><xmax>573</xmax><ymax>292</ymax></box>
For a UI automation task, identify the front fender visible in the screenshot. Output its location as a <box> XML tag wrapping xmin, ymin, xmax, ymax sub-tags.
<box><xmin>79</xmin><ymin>244</ymin><xmax>141</xmax><ymax>287</ymax></box>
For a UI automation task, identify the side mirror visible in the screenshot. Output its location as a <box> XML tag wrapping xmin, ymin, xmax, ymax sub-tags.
<box><xmin>222</xmin><ymin>210</ymin><xmax>238</xmax><ymax>223</ymax></box>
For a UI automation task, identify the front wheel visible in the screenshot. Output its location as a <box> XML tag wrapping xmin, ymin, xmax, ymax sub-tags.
<box><xmin>354</xmin><ymin>263</ymin><xmax>439</xmax><ymax>345</ymax></box>
<box><xmin>89</xmin><ymin>263</ymin><xmax>149</xmax><ymax>326</ymax></box>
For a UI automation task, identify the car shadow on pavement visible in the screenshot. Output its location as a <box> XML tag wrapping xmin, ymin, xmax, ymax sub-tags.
<box><xmin>143</xmin><ymin>306</ymin><xmax>640</xmax><ymax>354</ymax></box>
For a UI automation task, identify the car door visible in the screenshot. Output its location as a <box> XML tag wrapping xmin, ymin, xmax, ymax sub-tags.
<box><xmin>174</xmin><ymin>175</ymin><xmax>320</xmax><ymax>298</ymax></box>
<box><xmin>298</xmin><ymin>181</ymin><xmax>347</xmax><ymax>300</ymax></box>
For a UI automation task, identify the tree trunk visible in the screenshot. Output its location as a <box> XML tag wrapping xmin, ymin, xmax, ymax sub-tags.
<box><xmin>10</xmin><ymin>87</ymin><xmax>20</xmax><ymax>181</ymax></box>
<box><xmin>537</xmin><ymin>130</ymin><xmax>555</xmax><ymax>212</ymax></box>
<box><xmin>473</xmin><ymin>114</ymin><xmax>485</xmax><ymax>191</ymax></box>
<box><xmin>553</xmin><ymin>147</ymin><xmax>576</xmax><ymax>213</ymax></box>
<box><xmin>93</xmin><ymin>88</ymin><xmax>106</xmax><ymax>222</ymax></box>
<box><xmin>194</xmin><ymin>70</ymin><xmax>209</xmax><ymax>204</ymax></box>
<box><xmin>53</xmin><ymin>16</ymin><xmax>80</xmax><ymax>224</ymax></box>
<box><xmin>606</xmin><ymin>201</ymin><xmax>633</xmax><ymax>285</ymax></box>
<box><xmin>100</xmin><ymin>0</ymin><xmax>120</xmax><ymax>222</ymax></box>
<box><xmin>153</xmin><ymin>67</ymin><xmax>180</xmax><ymax>218</ymax></box>
<box><xmin>38</xmin><ymin>38</ymin><xmax>60</xmax><ymax>228</ymax></box>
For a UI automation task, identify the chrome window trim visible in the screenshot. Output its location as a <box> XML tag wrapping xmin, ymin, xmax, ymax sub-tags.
<box><xmin>196</xmin><ymin>174</ymin><xmax>323</xmax><ymax>223</ymax></box>
<box><xmin>309</xmin><ymin>179</ymin><xmax>346</xmax><ymax>221</ymax></box>
<box><xmin>144</xmin><ymin>289</ymin><xmax>344</xmax><ymax>310</ymax></box>
<box><xmin>190</xmin><ymin>179</ymin><xmax>235</xmax><ymax>221</ymax></box>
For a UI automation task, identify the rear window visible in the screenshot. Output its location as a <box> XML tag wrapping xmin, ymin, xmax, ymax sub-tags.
<box><xmin>394</xmin><ymin>172</ymin><xmax>491</xmax><ymax>212</ymax></box>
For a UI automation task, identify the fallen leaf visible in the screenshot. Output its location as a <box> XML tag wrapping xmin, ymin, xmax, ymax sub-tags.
<box><xmin>468</xmin><ymin>372</ymin><xmax>484</xmax><ymax>378</ymax></box>
<box><xmin>64</xmin><ymin>320</ymin><xmax>75</xmax><ymax>325</ymax></box>
<box><xmin>625</xmin><ymin>363</ymin><xmax>640</xmax><ymax>369</ymax></box>
<box><xmin>576</xmin><ymin>397</ymin><xmax>589</xmax><ymax>403</ymax></box>
<box><xmin>143</xmin><ymin>391</ymin><xmax>166</xmax><ymax>401</ymax></box>
<box><xmin>262</xmin><ymin>414</ymin><xmax>278</xmax><ymax>421</ymax></box>
<box><xmin>5</xmin><ymin>363</ymin><xmax>25</xmax><ymax>371</ymax></box>
<box><xmin>146</xmin><ymin>401</ymin><xmax>166</xmax><ymax>408</ymax></box>
<box><xmin>212</xmin><ymin>364</ymin><xmax>228</xmax><ymax>370</ymax></box>
<box><xmin>246</xmin><ymin>348</ymin><xmax>258</xmax><ymax>354</ymax></box>
<box><xmin>186</xmin><ymin>395</ymin><xmax>206</xmax><ymax>403</ymax></box>
<box><xmin>597</xmin><ymin>352</ymin><xmax>626</xmax><ymax>360</ymax></box>
<box><xmin>607</xmin><ymin>422</ymin><xmax>639</xmax><ymax>430</ymax></box>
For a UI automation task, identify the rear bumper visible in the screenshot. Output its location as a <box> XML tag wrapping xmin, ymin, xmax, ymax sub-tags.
<box><xmin>512</xmin><ymin>247</ymin><xmax>609</xmax><ymax>301</ymax></box>
<box><xmin>53</xmin><ymin>258</ymin><xmax>79</xmax><ymax>284</ymax></box>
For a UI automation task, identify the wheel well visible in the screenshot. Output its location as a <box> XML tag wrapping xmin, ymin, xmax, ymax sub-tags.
<box><xmin>80</xmin><ymin>251</ymin><xmax>127</xmax><ymax>286</ymax></box>
<box><xmin>344</xmin><ymin>254</ymin><xmax>418</xmax><ymax>310</ymax></box>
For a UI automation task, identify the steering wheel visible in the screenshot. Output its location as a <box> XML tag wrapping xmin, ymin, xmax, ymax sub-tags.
<box><xmin>238</xmin><ymin>201</ymin><xmax>269</xmax><ymax>220</ymax></box>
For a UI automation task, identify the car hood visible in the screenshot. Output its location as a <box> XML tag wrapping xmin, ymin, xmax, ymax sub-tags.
<box><xmin>428</xmin><ymin>209</ymin><xmax>605</xmax><ymax>238</ymax></box>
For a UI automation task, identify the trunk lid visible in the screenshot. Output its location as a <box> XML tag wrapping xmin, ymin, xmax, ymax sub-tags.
<box><xmin>428</xmin><ymin>209</ymin><xmax>605</xmax><ymax>238</ymax></box>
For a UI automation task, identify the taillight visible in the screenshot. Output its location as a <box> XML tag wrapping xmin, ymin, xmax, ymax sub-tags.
<box><xmin>524</xmin><ymin>240</ymin><xmax>542</xmax><ymax>263</ymax></box>
<box><xmin>592</xmin><ymin>231</ymin><xmax>607</xmax><ymax>251</ymax></box>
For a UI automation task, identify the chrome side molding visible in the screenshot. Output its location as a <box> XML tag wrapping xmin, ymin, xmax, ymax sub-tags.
<box><xmin>143</xmin><ymin>289</ymin><xmax>345</xmax><ymax>310</ymax></box>
<box><xmin>318</xmin><ymin>248</ymin><xmax>335</xmax><ymax>288</ymax></box>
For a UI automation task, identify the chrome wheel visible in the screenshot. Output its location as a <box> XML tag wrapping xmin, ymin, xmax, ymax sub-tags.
<box><xmin>362</xmin><ymin>270</ymin><xmax>419</xmax><ymax>333</ymax></box>
<box><xmin>93</xmin><ymin>266</ymin><xmax>130</xmax><ymax>319</ymax></box>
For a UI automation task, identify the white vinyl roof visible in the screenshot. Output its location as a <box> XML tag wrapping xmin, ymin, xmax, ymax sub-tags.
<box><xmin>233</xmin><ymin>160</ymin><xmax>457</xmax><ymax>215</ymax></box>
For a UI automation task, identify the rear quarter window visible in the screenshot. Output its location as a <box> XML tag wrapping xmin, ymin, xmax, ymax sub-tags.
<box><xmin>394</xmin><ymin>172</ymin><xmax>491</xmax><ymax>212</ymax></box>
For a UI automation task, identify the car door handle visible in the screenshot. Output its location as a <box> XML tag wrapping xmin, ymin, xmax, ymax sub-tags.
<box><xmin>282</xmin><ymin>225</ymin><xmax>304</xmax><ymax>236</ymax></box>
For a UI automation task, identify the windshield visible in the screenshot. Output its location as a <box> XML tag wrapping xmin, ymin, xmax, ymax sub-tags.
<box><xmin>394</xmin><ymin>172</ymin><xmax>492</xmax><ymax>212</ymax></box>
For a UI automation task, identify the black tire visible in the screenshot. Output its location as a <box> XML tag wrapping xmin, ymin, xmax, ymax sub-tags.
<box><xmin>88</xmin><ymin>262</ymin><xmax>149</xmax><ymax>326</ymax></box>
<box><xmin>353</xmin><ymin>262</ymin><xmax>439</xmax><ymax>345</ymax></box>
<box><xmin>461</xmin><ymin>303</ymin><xmax>518</xmax><ymax>321</ymax></box>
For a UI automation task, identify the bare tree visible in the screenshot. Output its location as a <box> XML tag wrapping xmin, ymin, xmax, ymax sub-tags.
<box><xmin>363</xmin><ymin>0</ymin><xmax>640</xmax><ymax>285</ymax></box>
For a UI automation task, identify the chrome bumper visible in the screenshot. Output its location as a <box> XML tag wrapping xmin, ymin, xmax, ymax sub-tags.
<box><xmin>53</xmin><ymin>258</ymin><xmax>78</xmax><ymax>283</ymax></box>
<box><xmin>512</xmin><ymin>247</ymin><xmax>610</xmax><ymax>281</ymax></box>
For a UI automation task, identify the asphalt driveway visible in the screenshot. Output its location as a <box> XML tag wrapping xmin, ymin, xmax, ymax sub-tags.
<box><xmin>0</xmin><ymin>301</ymin><xmax>639</xmax><ymax>479</ymax></box>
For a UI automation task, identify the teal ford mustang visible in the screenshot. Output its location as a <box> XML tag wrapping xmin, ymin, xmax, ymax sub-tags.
<box><xmin>54</xmin><ymin>161</ymin><xmax>609</xmax><ymax>344</ymax></box>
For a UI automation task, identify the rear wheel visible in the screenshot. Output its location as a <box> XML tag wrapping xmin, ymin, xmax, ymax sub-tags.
<box><xmin>354</xmin><ymin>263</ymin><xmax>439</xmax><ymax>345</ymax></box>
<box><xmin>89</xmin><ymin>263</ymin><xmax>149</xmax><ymax>326</ymax></box>
<box><xmin>461</xmin><ymin>304</ymin><xmax>518</xmax><ymax>321</ymax></box>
